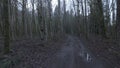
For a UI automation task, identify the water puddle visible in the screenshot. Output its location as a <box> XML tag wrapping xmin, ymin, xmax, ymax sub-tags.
<box><xmin>77</xmin><ymin>43</ymin><xmax>106</xmax><ymax>68</ymax></box>
<box><xmin>78</xmin><ymin>44</ymin><xmax>93</xmax><ymax>63</ymax></box>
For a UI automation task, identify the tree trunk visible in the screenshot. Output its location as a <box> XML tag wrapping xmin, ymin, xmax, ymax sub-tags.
<box><xmin>14</xmin><ymin>0</ymin><xmax>19</xmax><ymax>38</ymax></box>
<box><xmin>31</xmin><ymin>0</ymin><xmax>35</xmax><ymax>38</ymax></box>
<box><xmin>58</xmin><ymin>0</ymin><xmax>62</xmax><ymax>33</ymax></box>
<box><xmin>22</xmin><ymin>0</ymin><xmax>27</xmax><ymax>36</ymax></box>
<box><xmin>97</xmin><ymin>0</ymin><xmax>107</xmax><ymax>38</ymax></box>
<box><xmin>48</xmin><ymin>0</ymin><xmax>52</xmax><ymax>40</ymax></box>
<box><xmin>117</xmin><ymin>0</ymin><xmax>120</xmax><ymax>40</ymax></box>
<box><xmin>37</xmin><ymin>0</ymin><xmax>44</xmax><ymax>40</ymax></box>
<box><xmin>3</xmin><ymin>0</ymin><xmax>10</xmax><ymax>54</ymax></box>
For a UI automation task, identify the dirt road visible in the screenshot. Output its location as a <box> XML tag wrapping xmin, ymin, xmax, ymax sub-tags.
<box><xmin>43</xmin><ymin>36</ymin><xmax>109</xmax><ymax>68</ymax></box>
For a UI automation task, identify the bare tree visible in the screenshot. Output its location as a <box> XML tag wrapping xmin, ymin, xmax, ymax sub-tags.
<box><xmin>37</xmin><ymin>0</ymin><xmax>45</xmax><ymax>40</ymax></box>
<box><xmin>3</xmin><ymin>0</ymin><xmax>10</xmax><ymax>54</ymax></box>
<box><xmin>117</xmin><ymin>0</ymin><xmax>120</xmax><ymax>40</ymax></box>
<box><xmin>58</xmin><ymin>0</ymin><xmax>62</xmax><ymax>33</ymax></box>
<box><xmin>48</xmin><ymin>0</ymin><xmax>52</xmax><ymax>39</ymax></box>
<box><xmin>22</xmin><ymin>0</ymin><xmax>27</xmax><ymax>36</ymax></box>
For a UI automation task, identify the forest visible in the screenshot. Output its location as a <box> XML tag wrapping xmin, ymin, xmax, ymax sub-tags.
<box><xmin>0</xmin><ymin>0</ymin><xmax>120</xmax><ymax>68</ymax></box>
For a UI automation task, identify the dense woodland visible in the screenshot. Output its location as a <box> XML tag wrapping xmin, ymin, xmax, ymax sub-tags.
<box><xmin>0</xmin><ymin>0</ymin><xmax>120</xmax><ymax>68</ymax></box>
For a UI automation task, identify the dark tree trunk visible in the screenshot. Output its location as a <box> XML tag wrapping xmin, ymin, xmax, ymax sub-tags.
<box><xmin>31</xmin><ymin>0</ymin><xmax>35</xmax><ymax>37</ymax></box>
<box><xmin>117</xmin><ymin>0</ymin><xmax>120</xmax><ymax>40</ymax></box>
<box><xmin>97</xmin><ymin>0</ymin><xmax>107</xmax><ymax>38</ymax></box>
<box><xmin>14</xmin><ymin>0</ymin><xmax>19</xmax><ymax>37</ymax></box>
<box><xmin>22</xmin><ymin>0</ymin><xmax>26</xmax><ymax>36</ymax></box>
<box><xmin>58</xmin><ymin>0</ymin><xmax>61</xmax><ymax>32</ymax></box>
<box><xmin>3</xmin><ymin>0</ymin><xmax>10</xmax><ymax>54</ymax></box>
<box><xmin>37</xmin><ymin>0</ymin><xmax>44</xmax><ymax>40</ymax></box>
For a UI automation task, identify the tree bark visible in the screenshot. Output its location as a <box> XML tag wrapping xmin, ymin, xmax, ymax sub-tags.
<box><xmin>117</xmin><ymin>0</ymin><xmax>120</xmax><ymax>40</ymax></box>
<box><xmin>22</xmin><ymin>0</ymin><xmax>27</xmax><ymax>36</ymax></box>
<box><xmin>3</xmin><ymin>0</ymin><xmax>10</xmax><ymax>54</ymax></box>
<box><xmin>97</xmin><ymin>0</ymin><xmax>107</xmax><ymax>38</ymax></box>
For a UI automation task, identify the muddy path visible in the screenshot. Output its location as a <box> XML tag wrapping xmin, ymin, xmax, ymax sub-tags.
<box><xmin>43</xmin><ymin>36</ymin><xmax>109</xmax><ymax>68</ymax></box>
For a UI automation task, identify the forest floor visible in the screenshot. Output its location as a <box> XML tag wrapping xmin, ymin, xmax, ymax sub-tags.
<box><xmin>0</xmin><ymin>36</ymin><xmax>66</xmax><ymax>68</ymax></box>
<box><xmin>0</xmin><ymin>35</ymin><xmax>119</xmax><ymax>68</ymax></box>
<box><xmin>12</xmin><ymin>37</ymin><xmax>66</xmax><ymax>68</ymax></box>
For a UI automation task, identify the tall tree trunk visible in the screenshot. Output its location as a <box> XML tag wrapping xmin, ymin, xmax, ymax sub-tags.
<box><xmin>37</xmin><ymin>0</ymin><xmax>44</xmax><ymax>40</ymax></box>
<box><xmin>22</xmin><ymin>0</ymin><xmax>27</xmax><ymax>36</ymax></box>
<box><xmin>76</xmin><ymin>0</ymin><xmax>80</xmax><ymax>34</ymax></box>
<box><xmin>48</xmin><ymin>0</ymin><xmax>52</xmax><ymax>40</ymax></box>
<box><xmin>97</xmin><ymin>0</ymin><xmax>107</xmax><ymax>38</ymax></box>
<box><xmin>117</xmin><ymin>0</ymin><xmax>120</xmax><ymax>40</ymax></box>
<box><xmin>14</xmin><ymin>0</ymin><xmax>19</xmax><ymax>38</ymax></box>
<box><xmin>3</xmin><ymin>0</ymin><xmax>10</xmax><ymax>54</ymax></box>
<box><xmin>0</xmin><ymin>2</ymin><xmax>4</xmax><ymax>35</ymax></box>
<box><xmin>31</xmin><ymin>0</ymin><xmax>35</xmax><ymax>38</ymax></box>
<box><xmin>63</xmin><ymin>0</ymin><xmax>66</xmax><ymax>30</ymax></box>
<box><xmin>84</xmin><ymin>0</ymin><xmax>89</xmax><ymax>38</ymax></box>
<box><xmin>58</xmin><ymin>0</ymin><xmax>62</xmax><ymax>33</ymax></box>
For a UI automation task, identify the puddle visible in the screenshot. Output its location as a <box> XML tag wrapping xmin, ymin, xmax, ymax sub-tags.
<box><xmin>79</xmin><ymin>52</ymin><xmax>92</xmax><ymax>62</ymax></box>
<box><xmin>78</xmin><ymin>44</ymin><xmax>93</xmax><ymax>63</ymax></box>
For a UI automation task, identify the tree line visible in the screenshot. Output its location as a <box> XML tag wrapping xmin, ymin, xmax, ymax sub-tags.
<box><xmin>0</xmin><ymin>0</ymin><xmax>118</xmax><ymax>54</ymax></box>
